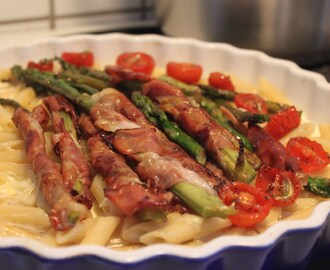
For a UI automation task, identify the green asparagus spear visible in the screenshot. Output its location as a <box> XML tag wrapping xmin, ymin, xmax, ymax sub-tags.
<box><xmin>217</xmin><ymin>148</ymin><xmax>256</xmax><ymax>183</ymax></box>
<box><xmin>61</xmin><ymin>70</ymin><xmax>109</xmax><ymax>90</ymax></box>
<box><xmin>11</xmin><ymin>66</ymin><xmax>94</xmax><ymax>112</ymax></box>
<box><xmin>78</xmin><ymin>66</ymin><xmax>111</xmax><ymax>83</ymax></box>
<box><xmin>159</xmin><ymin>74</ymin><xmax>202</xmax><ymax>97</ymax></box>
<box><xmin>0</xmin><ymin>97</ymin><xmax>22</xmax><ymax>109</ymax></box>
<box><xmin>198</xmin><ymin>83</ymin><xmax>236</xmax><ymax>101</ymax></box>
<box><xmin>67</xmin><ymin>81</ymin><xmax>99</xmax><ymax>95</ymax></box>
<box><xmin>132</xmin><ymin>91</ymin><xmax>207</xmax><ymax>165</ymax></box>
<box><xmin>172</xmin><ymin>182</ymin><xmax>235</xmax><ymax>218</ymax></box>
<box><xmin>265</xmin><ymin>100</ymin><xmax>290</xmax><ymax>114</ymax></box>
<box><xmin>306</xmin><ymin>176</ymin><xmax>330</xmax><ymax>198</ymax></box>
<box><xmin>56</xmin><ymin>57</ymin><xmax>111</xmax><ymax>84</ymax></box>
<box><xmin>11</xmin><ymin>65</ymin><xmax>234</xmax><ymax>219</ymax></box>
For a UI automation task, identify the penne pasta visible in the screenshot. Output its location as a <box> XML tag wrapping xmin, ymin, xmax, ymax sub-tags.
<box><xmin>56</xmin><ymin>218</ymin><xmax>95</xmax><ymax>245</ymax></box>
<box><xmin>90</xmin><ymin>174</ymin><xmax>121</xmax><ymax>216</ymax></box>
<box><xmin>0</xmin><ymin>220</ymin><xmax>40</xmax><ymax>240</ymax></box>
<box><xmin>140</xmin><ymin>213</ymin><xmax>204</xmax><ymax>245</ymax></box>
<box><xmin>257</xmin><ymin>78</ymin><xmax>292</xmax><ymax>104</ymax></box>
<box><xmin>0</xmin><ymin>132</ymin><xmax>20</xmax><ymax>142</ymax></box>
<box><xmin>81</xmin><ymin>216</ymin><xmax>120</xmax><ymax>245</ymax></box>
<box><xmin>194</xmin><ymin>217</ymin><xmax>232</xmax><ymax>241</ymax></box>
<box><xmin>0</xmin><ymin>149</ymin><xmax>28</xmax><ymax>163</ymax></box>
<box><xmin>0</xmin><ymin>204</ymin><xmax>50</xmax><ymax>230</ymax></box>
<box><xmin>13</xmin><ymin>87</ymin><xmax>36</xmax><ymax>108</ymax></box>
<box><xmin>318</xmin><ymin>124</ymin><xmax>330</xmax><ymax>140</ymax></box>
<box><xmin>280</xmin><ymin>122</ymin><xmax>316</xmax><ymax>145</ymax></box>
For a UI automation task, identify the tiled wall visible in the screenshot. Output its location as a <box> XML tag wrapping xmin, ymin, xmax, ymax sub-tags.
<box><xmin>0</xmin><ymin>0</ymin><xmax>155</xmax><ymax>45</ymax></box>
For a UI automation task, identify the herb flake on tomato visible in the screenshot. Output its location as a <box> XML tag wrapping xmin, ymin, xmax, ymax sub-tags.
<box><xmin>234</xmin><ymin>93</ymin><xmax>268</xmax><ymax>114</ymax></box>
<box><xmin>219</xmin><ymin>182</ymin><xmax>272</xmax><ymax>227</ymax></box>
<box><xmin>208</xmin><ymin>72</ymin><xmax>235</xmax><ymax>91</ymax></box>
<box><xmin>256</xmin><ymin>166</ymin><xmax>301</xmax><ymax>207</ymax></box>
<box><xmin>286</xmin><ymin>137</ymin><xmax>330</xmax><ymax>173</ymax></box>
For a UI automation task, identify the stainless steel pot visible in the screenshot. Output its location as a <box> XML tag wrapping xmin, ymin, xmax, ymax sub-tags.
<box><xmin>154</xmin><ymin>0</ymin><xmax>330</xmax><ymax>66</ymax></box>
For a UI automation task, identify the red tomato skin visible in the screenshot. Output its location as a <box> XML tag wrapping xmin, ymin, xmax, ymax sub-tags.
<box><xmin>27</xmin><ymin>61</ymin><xmax>53</xmax><ymax>72</ymax></box>
<box><xmin>219</xmin><ymin>182</ymin><xmax>272</xmax><ymax>227</ymax></box>
<box><xmin>116</xmin><ymin>52</ymin><xmax>155</xmax><ymax>75</ymax></box>
<box><xmin>234</xmin><ymin>93</ymin><xmax>268</xmax><ymax>114</ymax></box>
<box><xmin>256</xmin><ymin>166</ymin><xmax>301</xmax><ymax>207</ymax></box>
<box><xmin>166</xmin><ymin>62</ymin><xmax>202</xmax><ymax>84</ymax></box>
<box><xmin>61</xmin><ymin>51</ymin><xmax>94</xmax><ymax>68</ymax></box>
<box><xmin>208</xmin><ymin>72</ymin><xmax>235</xmax><ymax>91</ymax></box>
<box><xmin>264</xmin><ymin>106</ymin><xmax>300</xmax><ymax>140</ymax></box>
<box><xmin>286</xmin><ymin>137</ymin><xmax>330</xmax><ymax>173</ymax></box>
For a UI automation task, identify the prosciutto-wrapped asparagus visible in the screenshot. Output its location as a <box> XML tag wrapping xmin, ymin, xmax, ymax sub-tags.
<box><xmin>90</xmin><ymin>89</ymin><xmax>233</xmax><ymax>218</ymax></box>
<box><xmin>12</xmin><ymin>108</ymin><xmax>89</xmax><ymax>230</ymax></box>
<box><xmin>142</xmin><ymin>79</ymin><xmax>256</xmax><ymax>183</ymax></box>
<box><xmin>78</xmin><ymin>115</ymin><xmax>173</xmax><ymax>216</ymax></box>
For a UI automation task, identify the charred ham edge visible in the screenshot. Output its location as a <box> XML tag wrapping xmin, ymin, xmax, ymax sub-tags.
<box><xmin>12</xmin><ymin>108</ymin><xmax>89</xmax><ymax>230</ymax></box>
<box><xmin>141</xmin><ymin>79</ymin><xmax>256</xmax><ymax>183</ymax></box>
<box><xmin>78</xmin><ymin>115</ymin><xmax>172</xmax><ymax>217</ymax></box>
<box><xmin>90</xmin><ymin>89</ymin><xmax>234</xmax><ymax>218</ymax></box>
<box><xmin>247</xmin><ymin>125</ymin><xmax>300</xmax><ymax>172</ymax></box>
<box><xmin>43</xmin><ymin>95</ymin><xmax>93</xmax><ymax>209</ymax></box>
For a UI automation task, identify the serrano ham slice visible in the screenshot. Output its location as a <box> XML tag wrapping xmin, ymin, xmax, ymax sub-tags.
<box><xmin>78</xmin><ymin>115</ymin><xmax>172</xmax><ymax>216</ymax></box>
<box><xmin>91</xmin><ymin>89</ymin><xmax>225</xmax><ymax>193</ymax></box>
<box><xmin>43</xmin><ymin>95</ymin><xmax>93</xmax><ymax>209</ymax></box>
<box><xmin>247</xmin><ymin>125</ymin><xmax>300</xmax><ymax>172</ymax></box>
<box><xmin>12</xmin><ymin>108</ymin><xmax>89</xmax><ymax>230</ymax></box>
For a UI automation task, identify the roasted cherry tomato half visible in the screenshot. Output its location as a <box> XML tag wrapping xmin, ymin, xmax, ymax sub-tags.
<box><xmin>234</xmin><ymin>93</ymin><xmax>268</xmax><ymax>114</ymax></box>
<box><xmin>286</xmin><ymin>137</ymin><xmax>330</xmax><ymax>173</ymax></box>
<box><xmin>255</xmin><ymin>166</ymin><xmax>301</xmax><ymax>207</ymax></box>
<box><xmin>219</xmin><ymin>182</ymin><xmax>272</xmax><ymax>227</ymax></box>
<box><xmin>61</xmin><ymin>51</ymin><xmax>94</xmax><ymax>68</ymax></box>
<box><xmin>116</xmin><ymin>52</ymin><xmax>155</xmax><ymax>75</ymax></box>
<box><xmin>208</xmin><ymin>71</ymin><xmax>235</xmax><ymax>91</ymax></box>
<box><xmin>264</xmin><ymin>106</ymin><xmax>300</xmax><ymax>140</ymax></box>
<box><xmin>27</xmin><ymin>61</ymin><xmax>53</xmax><ymax>72</ymax></box>
<box><xmin>166</xmin><ymin>61</ymin><xmax>202</xmax><ymax>84</ymax></box>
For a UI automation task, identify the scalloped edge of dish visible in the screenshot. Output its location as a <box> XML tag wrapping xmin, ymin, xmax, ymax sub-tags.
<box><xmin>0</xmin><ymin>33</ymin><xmax>330</xmax><ymax>268</ymax></box>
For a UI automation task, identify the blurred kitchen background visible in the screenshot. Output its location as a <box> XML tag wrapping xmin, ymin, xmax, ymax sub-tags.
<box><xmin>0</xmin><ymin>0</ymin><xmax>329</xmax><ymax>79</ymax></box>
